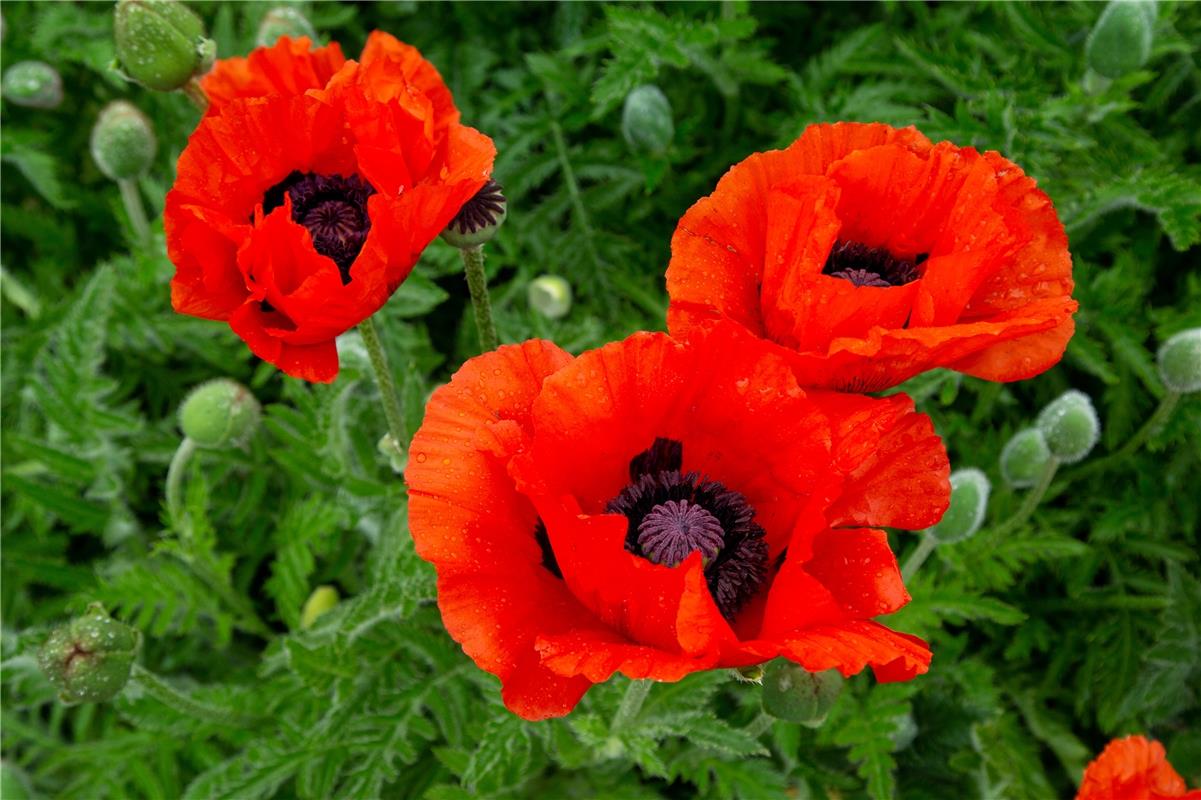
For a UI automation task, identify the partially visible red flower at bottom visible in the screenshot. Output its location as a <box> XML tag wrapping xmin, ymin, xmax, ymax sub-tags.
<box><xmin>1078</xmin><ymin>736</ymin><xmax>1201</xmax><ymax>800</ymax></box>
<box><xmin>405</xmin><ymin>323</ymin><xmax>949</xmax><ymax>719</ymax></box>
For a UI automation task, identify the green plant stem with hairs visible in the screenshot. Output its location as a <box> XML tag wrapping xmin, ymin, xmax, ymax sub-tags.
<box><xmin>611</xmin><ymin>679</ymin><xmax>653</xmax><ymax>732</ymax></box>
<box><xmin>118</xmin><ymin>179</ymin><xmax>150</xmax><ymax>242</ymax></box>
<box><xmin>130</xmin><ymin>664</ymin><xmax>259</xmax><ymax>727</ymax></box>
<box><xmin>458</xmin><ymin>245</ymin><xmax>499</xmax><ymax>352</ymax></box>
<box><xmin>359</xmin><ymin>314</ymin><xmax>408</xmax><ymax>451</ymax></box>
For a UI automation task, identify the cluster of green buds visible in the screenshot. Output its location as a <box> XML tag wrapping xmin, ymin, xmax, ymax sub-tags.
<box><xmin>37</xmin><ymin>604</ymin><xmax>140</xmax><ymax>704</ymax></box>
<box><xmin>622</xmin><ymin>85</ymin><xmax>674</xmax><ymax>156</ymax></box>
<box><xmin>2</xmin><ymin>61</ymin><xmax>63</xmax><ymax>109</ymax></box>
<box><xmin>113</xmin><ymin>0</ymin><xmax>215</xmax><ymax>93</ymax></box>
<box><xmin>1002</xmin><ymin>390</ymin><xmax>1101</xmax><ymax>488</ymax></box>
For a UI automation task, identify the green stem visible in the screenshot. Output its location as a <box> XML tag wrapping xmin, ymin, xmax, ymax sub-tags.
<box><xmin>548</xmin><ymin>118</ymin><xmax>614</xmax><ymax>299</ymax></box>
<box><xmin>130</xmin><ymin>664</ymin><xmax>257</xmax><ymax>727</ymax></box>
<box><xmin>118</xmin><ymin>179</ymin><xmax>150</xmax><ymax>242</ymax></box>
<box><xmin>358</xmin><ymin>315</ymin><xmax>407</xmax><ymax>449</ymax></box>
<box><xmin>611</xmin><ymin>679</ymin><xmax>653</xmax><ymax>732</ymax></box>
<box><xmin>1068</xmin><ymin>392</ymin><xmax>1181</xmax><ymax>483</ymax></box>
<box><xmin>458</xmin><ymin>245</ymin><xmax>499</xmax><ymax>352</ymax></box>
<box><xmin>745</xmin><ymin>711</ymin><xmax>774</xmax><ymax>738</ymax></box>
<box><xmin>181</xmin><ymin>77</ymin><xmax>209</xmax><ymax>112</ymax></box>
<box><xmin>165</xmin><ymin>437</ymin><xmax>197</xmax><ymax>529</ymax></box>
<box><xmin>900</xmin><ymin>531</ymin><xmax>939</xmax><ymax>581</ymax></box>
<box><xmin>1002</xmin><ymin>457</ymin><xmax>1060</xmax><ymax>534</ymax></box>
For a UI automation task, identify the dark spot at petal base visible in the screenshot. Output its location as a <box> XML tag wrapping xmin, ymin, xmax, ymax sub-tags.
<box><xmin>261</xmin><ymin>171</ymin><xmax>376</xmax><ymax>283</ymax></box>
<box><xmin>823</xmin><ymin>240</ymin><xmax>927</xmax><ymax>287</ymax></box>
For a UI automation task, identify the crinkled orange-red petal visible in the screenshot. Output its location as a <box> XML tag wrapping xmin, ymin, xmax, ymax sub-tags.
<box><xmin>1078</xmin><ymin>736</ymin><xmax>1201</xmax><ymax>800</ymax></box>
<box><xmin>201</xmin><ymin>36</ymin><xmax>346</xmax><ymax>112</ymax></box>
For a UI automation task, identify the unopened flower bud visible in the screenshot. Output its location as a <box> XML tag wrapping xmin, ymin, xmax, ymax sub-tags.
<box><xmin>890</xmin><ymin>713</ymin><xmax>919</xmax><ymax>752</ymax></box>
<box><xmin>90</xmin><ymin>101</ymin><xmax>157</xmax><ymax>181</ymax></box>
<box><xmin>37</xmin><ymin>604</ymin><xmax>140</xmax><ymax>704</ymax></box>
<box><xmin>2</xmin><ymin>61</ymin><xmax>63</xmax><ymax>109</ymax></box>
<box><xmin>528</xmin><ymin>274</ymin><xmax>573</xmax><ymax>320</ymax></box>
<box><xmin>732</xmin><ymin>664</ymin><xmax>765</xmax><ymax>684</ymax></box>
<box><xmin>114</xmin><ymin>0</ymin><xmax>215</xmax><ymax>92</ymax></box>
<box><xmin>256</xmin><ymin>7</ymin><xmax>317</xmax><ymax>47</ymax></box>
<box><xmin>300</xmin><ymin>585</ymin><xmax>339</xmax><ymax>629</ymax></box>
<box><xmin>442</xmin><ymin>180</ymin><xmax>507</xmax><ymax>249</ymax></box>
<box><xmin>1000</xmin><ymin>428</ymin><xmax>1052</xmax><ymax>488</ymax></box>
<box><xmin>929</xmin><ymin>468</ymin><xmax>990</xmax><ymax>544</ymax></box>
<box><xmin>179</xmin><ymin>378</ymin><xmax>260</xmax><ymax>447</ymax></box>
<box><xmin>761</xmin><ymin>661</ymin><xmax>842</xmax><ymax>727</ymax></box>
<box><xmin>1086</xmin><ymin>0</ymin><xmax>1156</xmax><ymax>79</ymax></box>
<box><xmin>622</xmin><ymin>85</ymin><xmax>673</xmax><ymax>155</ymax></box>
<box><xmin>1157</xmin><ymin>328</ymin><xmax>1201</xmax><ymax>394</ymax></box>
<box><xmin>377</xmin><ymin>433</ymin><xmax>407</xmax><ymax>473</ymax></box>
<box><xmin>1036</xmin><ymin>390</ymin><xmax>1100</xmax><ymax>464</ymax></box>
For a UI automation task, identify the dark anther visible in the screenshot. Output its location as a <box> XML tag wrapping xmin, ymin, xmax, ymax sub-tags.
<box><xmin>607</xmin><ymin>438</ymin><xmax>768</xmax><ymax>622</ymax></box>
<box><xmin>533</xmin><ymin>519</ymin><xmax>562</xmax><ymax>578</ymax></box>
<box><xmin>260</xmin><ymin>171</ymin><xmax>376</xmax><ymax>283</ymax></box>
<box><xmin>823</xmin><ymin>240</ymin><xmax>927</xmax><ymax>287</ymax></box>
<box><xmin>446</xmin><ymin>179</ymin><xmax>506</xmax><ymax>238</ymax></box>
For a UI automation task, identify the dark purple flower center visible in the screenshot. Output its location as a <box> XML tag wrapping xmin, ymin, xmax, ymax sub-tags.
<box><xmin>262</xmin><ymin>171</ymin><xmax>376</xmax><ymax>284</ymax></box>
<box><xmin>823</xmin><ymin>240</ymin><xmax>927</xmax><ymax>287</ymax></box>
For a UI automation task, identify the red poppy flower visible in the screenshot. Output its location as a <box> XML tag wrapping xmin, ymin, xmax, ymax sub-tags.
<box><xmin>1078</xmin><ymin>736</ymin><xmax>1201</xmax><ymax>800</ymax></box>
<box><xmin>167</xmin><ymin>34</ymin><xmax>494</xmax><ymax>381</ymax></box>
<box><xmin>666</xmin><ymin>122</ymin><xmax>1076</xmax><ymax>392</ymax></box>
<box><xmin>406</xmin><ymin>323</ymin><xmax>949</xmax><ymax>719</ymax></box>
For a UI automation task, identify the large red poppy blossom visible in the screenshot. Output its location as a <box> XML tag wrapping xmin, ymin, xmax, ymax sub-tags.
<box><xmin>167</xmin><ymin>34</ymin><xmax>493</xmax><ymax>381</ymax></box>
<box><xmin>666</xmin><ymin>122</ymin><xmax>1076</xmax><ymax>392</ymax></box>
<box><xmin>1078</xmin><ymin>736</ymin><xmax>1201</xmax><ymax>800</ymax></box>
<box><xmin>406</xmin><ymin>323</ymin><xmax>950</xmax><ymax>719</ymax></box>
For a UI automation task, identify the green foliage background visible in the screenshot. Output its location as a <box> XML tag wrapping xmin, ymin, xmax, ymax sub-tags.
<box><xmin>2</xmin><ymin>2</ymin><xmax>1200</xmax><ymax>798</ymax></box>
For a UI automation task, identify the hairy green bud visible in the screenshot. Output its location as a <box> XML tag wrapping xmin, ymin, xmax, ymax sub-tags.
<box><xmin>179</xmin><ymin>378</ymin><xmax>261</xmax><ymax>447</ymax></box>
<box><xmin>1036</xmin><ymin>390</ymin><xmax>1100</xmax><ymax>464</ymax></box>
<box><xmin>256</xmin><ymin>6</ymin><xmax>317</xmax><ymax>47</ymax></box>
<box><xmin>1086</xmin><ymin>0</ymin><xmax>1156</xmax><ymax>79</ymax></box>
<box><xmin>528</xmin><ymin>274</ymin><xmax>573</xmax><ymax>320</ymax></box>
<box><xmin>1157</xmin><ymin>328</ymin><xmax>1201</xmax><ymax>394</ymax></box>
<box><xmin>442</xmin><ymin>180</ymin><xmax>507</xmax><ymax>249</ymax></box>
<box><xmin>90</xmin><ymin>101</ymin><xmax>157</xmax><ymax>181</ymax></box>
<box><xmin>622</xmin><ymin>85</ymin><xmax>674</xmax><ymax>155</ymax></box>
<box><xmin>2</xmin><ymin>61</ymin><xmax>63</xmax><ymax>109</ymax></box>
<box><xmin>929</xmin><ymin>468</ymin><xmax>990</xmax><ymax>544</ymax></box>
<box><xmin>37</xmin><ymin>604</ymin><xmax>140</xmax><ymax>704</ymax></box>
<box><xmin>300</xmin><ymin>585</ymin><xmax>340</xmax><ymax>629</ymax></box>
<box><xmin>761</xmin><ymin>661</ymin><xmax>842</xmax><ymax>727</ymax></box>
<box><xmin>114</xmin><ymin>0</ymin><xmax>215</xmax><ymax>92</ymax></box>
<box><xmin>1000</xmin><ymin>428</ymin><xmax>1052</xmax><ymax>488</ymax></box>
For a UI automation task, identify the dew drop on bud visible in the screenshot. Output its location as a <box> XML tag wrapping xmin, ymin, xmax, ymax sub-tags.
<box><xmin>2</xmin><ymin>61</ymin><xmax>63</xmax><ymax>109</ymax></box>
<box><xmin>37</xmin><ymin>604</ymin><xmax>140</xmax><ymax>704</ymax></box>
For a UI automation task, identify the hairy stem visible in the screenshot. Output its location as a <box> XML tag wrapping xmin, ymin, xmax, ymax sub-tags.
<box><xmin>165</xmin><ymin>437</ymin><xmax>197</xmax><ymax>529</ymax></box>
<box><xmin>1068</xmin><ymin>391</ymin><xmax>1181</xmax><ymax>484</ymax></box>
<box><xmin>458</xmin><ymin>245</ymin><xmax>499</xmax><ymax>353</ymax></box>
<box><xmin>118</xmin><ymin>179</ymin><xmax>150</xmax><ymax>242</ymax></box>
<box><xmin>1004</xmin><ymin>457</ymin><xmax>1060</xmax><ymax>533</ymax></box>
<box><xmin>130</xmin><ymin>664</ymin><xmax>257</xmax><ymax>727</ymax></box>
<box><xmin>745</xmin><ymin>711</ymin><xmax>775</xmax><ymax>738</ymax></box>
<box><xmin>611</xmin><ymin>679</ymin><xmax>653</xmax><ymax>732</ymax></box>
<box><xmin>358</xmin><ymin>315</ymin><xmax>408</xmax><ymax>449</ymax></box>
<box><xmin>900</xmin><ymin>531</ymin><xmax>939</xmax><ymax>581</ymax></box>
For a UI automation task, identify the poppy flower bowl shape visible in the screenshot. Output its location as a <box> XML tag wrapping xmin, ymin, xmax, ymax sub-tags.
<box><xmin>1077</xmin><ymin>736</ymin><xmax>1201</xmax><ymax>800</ymax></box>
<box><xmin>166</xmin><ymin>34</ymin><xmax>495</xmax><ymax>381</ymax></box>
<box><xmin>405</xmin><ymin>324</ymin><xmax>951</xmax><ymax>719</ymax></box>
<box><xmin>666</xmin><ymin>122</ymin><xmax>1077</xmax><ymax>392</ymax></box>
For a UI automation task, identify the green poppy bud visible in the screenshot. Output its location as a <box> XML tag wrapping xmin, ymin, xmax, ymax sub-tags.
<box><xmin>114</xmin><ymin>0</ymin><xmax>215</xmax><ymax>92</ymax></box>
<box><xmin>256</xmin><ymin>6</ymin><xmax>317</xmax><ymax>47</ymax></box>
<box><xmin>621</xmin><ymin>85</ymin><xmax>673</xmax><ymax>155</ymax></box>
<box><xmin>90</xmin><ymin>101</ymin><xmax>157</xmax><ymax>182</ymax></box>
<box><xmin>1036</xmin><ymin>390</ymin><xmax>1100</xmax><ymax>464</ymax></box>
<box><xmin>528</xmin><ymin>274</ymin><xmax>573</xmax><ymax>320</ymax></box>
<box><xmin>1158</xmin><ymin>328</ymin><xmax>1201</xmax><ymax>394</ymax></box>
<box><xmin>377</xmin><ymin>433</ymin><xmax>407</xmax><ymax>474</ymax></box>
<box><xmin>37</xmin><ymin>604</ymin><xmax>140</xmax><ymax>704</ymax></box>
<box><xmin>928</xmin><ymin>468</ymin><xmax>990</xmax><ymax>544</ymax></box>
<box><xmin>1000</xmin><ymin>428</ymin><xmax>1052</xmax><ymax>488</ymax></box>
<box><xmin>2</xmin><ymin>61</ymin><xmax>63</xmax><ymax>109</ymax></box>
<box><xmin>442</xmin><ymin>180</ymin><xmax>507</xmax><ymax>249</ymax></box>
<box><xmin>1086</xmin><ymin>0</ymin><xmax>1156</xmax><ymax>79</ymax></box>
<box><xmin>178</xmin><ymin>378</ymin><xmax>260</xmax><ymax>448</ymax></box>
<box><xmin>300</xmin><ymin>585</ymin><xmax>339</xmax><ymax>629</ymax></box>
<box><xmin>890</xmin><ymin>713</ymin><xmax>918</xmax><ymax>752</ymax></box>
<box><xmin>761</xmin><ymin>661</ymin><xmax>842</xmax><ymax>727</ymax></box>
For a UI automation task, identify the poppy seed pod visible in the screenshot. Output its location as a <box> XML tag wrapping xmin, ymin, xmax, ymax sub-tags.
<box><xmin>1086</xmin><ymin>0</ymin><xmax>1156</xmax><ymax>79</ymax></box>
<box><xmin>929</xmin><ymin>468</ymin><xmax>990</xmax><ymax>544</ymax></box>
<box><xmin>37</xmin><ymin>604</ymin><xmax>140</xmax><ymax>704</ymax></box>
<box><xmin>90</xmin><ymin>101</ymin><xmax>157</xmax><ymax>181</ymax></box>
<box><xmin>256</xmin><ymin>7</ymin><xmax>317</xmax><ymax>48</ymax></box>
<box><xmin>114</xmin><ymin>0</ymin><xmax>215</xmax><ymax>92</ymax></box>
<box><xmin>442</xmin><ymin>180</ymin><xmax>507</xmax><ymax>249</ymax></box>
<box><xmin>300</xmin><ymin>585</ymin><xmax>339</xmax><ymax>629</ymax></box>
<box><xmin>178</xmin><ymin>378</ymin><xmax>260</xmax><ymax>447</ymax></box>
<box><xmin>622</xmin><ymin>85</ymin><xmax>673</xmax><ymax>155</ymax></box>
<box><xmin>761</xmin><ymin>662</ymin><xmax>843</xmax><ymax>727</ymax></box>
<box><xmin>2</xmin><ymin>61</ymin><xmax>63</xmax><ymax>109</ymax></box>
<box><xmin>1157</xmin><ymin>328</ymin><xmax>1201</xmax><ymax>394</ymax></box>
<box><xmin>528</xmin><ymin>274</ymin><xmax>573</xmax><ymax>320</ymax></box>
<box><xmin>1000</xmin><ymin>428</ymin><xmax>1053</xmax><ymax>488</ymax></box>
<box><xmin>1036</xmin><ymin>390</ymin><xmax>1100</xmax><ymax>464</ymax></box>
